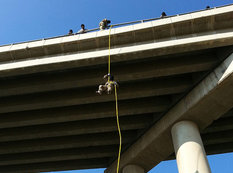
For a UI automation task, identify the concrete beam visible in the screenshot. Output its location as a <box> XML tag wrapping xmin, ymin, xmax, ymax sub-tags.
<box><xmin>105</xmin><ymin>52</ymin><xmax>233</xmax><ymax>172</ymax></box>
<box><xmin>0</xmin><ymin>158</ymin><xmax>108</xmax><ymax>173</ymax></box>
<box><xmin>0</xmin><ymin>115</ymin><xmax>151</xmax><ymax>142</ymax></box>
<box><xmin>202</xmin><ymin>116</ymin><xmax>233</xmax><ymax>133</ymax></box>
<box><xmin>0</xmin><ymin>131</ymin><xmax>135</xmax><ymax>155</ymax></box>
<box><xmin>123</xmin><ymin>165</ymin><xmax>145</xmax><ymax>173</ymax></box>
<box><xmin>0</xmin><ymin>97</ymin><xmax>169</xmax><ymax>129</ymax></box>
<box><xmin>0</xmin><ymin>77</ymin><xmax>190</xmax><ymax>113</ymax></box>
<box><xmin>0</xmin><ymin>145</ymin><xmax>117</xmax><ymax>166</ymax></box>
<box><xmin>202</xmin><ymin>129</ymin><xmax>233</xmax><ymax>146</ymax></box>
<box><xmin>205</xmin><ymin>142</ymin><xmax>233</xmax><ymax>155</ymax></box>
<box><xmin>0</xmin><ymin>54</ymin><xmax>216</xmax><ymax>97</ymax></box>
<box><xmin>0</xmin><ymin>29</ymin><xmax>232</xmax><ymax>78</ymax></box>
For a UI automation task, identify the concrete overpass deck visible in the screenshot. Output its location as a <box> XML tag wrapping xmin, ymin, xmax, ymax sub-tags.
<box><xmin>0</xmin><ymin>4</ymin><xmax>232</xmax><ymax>173</ymax></box>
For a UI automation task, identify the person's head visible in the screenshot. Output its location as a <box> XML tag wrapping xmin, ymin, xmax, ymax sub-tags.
<box><xmin>69</xmin><ymin>29</ymin><xmax>73</xmax><ymax>35</ymax></box>
<box><xmin>206</xmin><ymin>6</ymin><xmax>210</xmax><ymax>9</ymax></box>
<box><xmin>161</xmin><ymin>12</ymin><xmax>167</xmax><ymax>17</ymax></box>
<box><xmin>81</xmin><ymin>24</ymin><xmax>85</xmax><ymax>29</ymax></box>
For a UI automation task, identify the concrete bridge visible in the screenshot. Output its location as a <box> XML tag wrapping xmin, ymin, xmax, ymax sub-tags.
<box><xmin>0</xmin><ymin>4</ymin><xmax>232</xmax><ymax>173</ymax></box>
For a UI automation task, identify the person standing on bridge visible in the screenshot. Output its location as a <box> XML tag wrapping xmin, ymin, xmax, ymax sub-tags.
<box><xmin>99</xmin><ymin>18</ymin><xmax>111</xmax><ymax>30</ymax></box>
<box><xmin>77</xmin><ymin>24</ymin><xmax>87</xmax><ymax>34</ymax></box>
<box><xmin>160</xmin><ymin>12</ymin><xmax>167</xmax><ymax>18</ymax></box>
<box><xmin>68</xmin><ymin>29</ymin><xmax>74</xmax><ymax>35</ymax></box>
<box><xmin>96</xmin><ymin>73</ymin><xmax>118</xmax><ymax>95</ymax></box>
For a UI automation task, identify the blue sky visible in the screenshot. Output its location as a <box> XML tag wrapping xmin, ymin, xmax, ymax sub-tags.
<box><xmin>0</xmin><ymin>0</ymin><xmax>233</xmax><ymax>173</ymax></box>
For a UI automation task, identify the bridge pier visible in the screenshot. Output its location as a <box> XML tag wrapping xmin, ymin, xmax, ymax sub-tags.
<box><xmin>171</xmin><ymin>121</ymin><xmax>211</xmax><ymax>173</ymax></box>
<box><xmin>122</xmin><ymin>164</ymin><xmax>145</xmax><ymax>173</ymax></box>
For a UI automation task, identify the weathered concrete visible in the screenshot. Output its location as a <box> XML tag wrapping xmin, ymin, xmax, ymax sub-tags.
<box><xmin>0</xmin><ymin>54</ymin><xmax>216</xmax><ymax>97</ymax></box>
<box><xmin>0</xmin><ymin>77</ymin><xmax>190</xmax><ymax>113</ymax></box>
<box><xmin>0</xmin><ymin>115</ymin><xmax>151</xmax><ymax>142</ymax></box>
<box><xmin>0</xmin><ymin>158</ymin><xmax>109</xmax><ymax>173</ymax></box>
<box><xmin>0</xmin><ymin>145</ymin><xmax>117</xmax><ymax>166</ymax></box>
<box><xmin>171</xmin><ymin>121</ymin><xmax>211</xmax><ymax>173</ymax></box>
<box><xmin>0</xmin><ymin>29</ymin><xmax>232</xmax><ymax>78</ymax></box>
<box><xmin>123</xmin><ymin>165</ymin><xmax>145</xmax><ymax>173</ymax></box>
<box><xmin>0</xmin><ymin>131</ymin><xmax>135</xmax><ymax>155</ymax></box>
<box><xmin>105</xmin><ymin>52</ymin><xmax>233</xmax><ymax>173</ymax></box>
<box><xmin>0</xmin><ymin>97</ymin><xmax>169</xmax><ymax>129</ymax></box>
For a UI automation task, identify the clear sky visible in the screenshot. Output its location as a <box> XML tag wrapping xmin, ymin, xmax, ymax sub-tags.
<box><xmin>0</xmin><ymin>0</ymin><xmax>233</xmax><ymax>173</ymax></box>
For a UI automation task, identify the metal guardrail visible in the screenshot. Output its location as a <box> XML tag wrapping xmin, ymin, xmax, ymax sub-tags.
<box><xmin>0</xmin><ymin>3</ymin><xmax>232</xmax><ymax>48</ymax></box>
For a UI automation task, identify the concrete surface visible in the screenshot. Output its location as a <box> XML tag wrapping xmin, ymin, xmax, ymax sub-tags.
<box><xmin>172</xmin><ymin>121</ymin><xmax>211</xmax><ymax>173</ymax></box>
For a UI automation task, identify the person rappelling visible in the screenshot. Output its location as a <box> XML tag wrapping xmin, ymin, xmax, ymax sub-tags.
<box><xmin>96</xmin><ymin>73</ymin><xmax>118</xmax><ymax>95</ymax></box>
<box><xmin>95</xmin><ymin>23</ymin><xmax>121</xmax><ymax>173</ymax></box>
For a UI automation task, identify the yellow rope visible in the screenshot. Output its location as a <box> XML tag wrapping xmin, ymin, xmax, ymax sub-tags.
<box><xmin>108</xmin><ymin>25</ymin><xmax>112</xmax><ymax>82</ymax></box>
<box><xmin>108</xmin><ymin>25</ymin><xmax>122</xmax><ymax>173</ymax></box>
<box><xmin>115</xmin><ymin>85</ymin><xmax>121</xmax><ymax>173</ymax></box>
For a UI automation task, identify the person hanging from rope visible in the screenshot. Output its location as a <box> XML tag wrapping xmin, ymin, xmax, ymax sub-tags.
<box><xmin>96</xmin><ymin>23</ymin><xmax>121</xmax><ymax>173</ymax></box>
<box><xmin>96</xmin><ymin>73</ymin><xmax>118</xmax><ymax>95</ymax></box>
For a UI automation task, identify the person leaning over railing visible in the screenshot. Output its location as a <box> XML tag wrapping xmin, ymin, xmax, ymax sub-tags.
<box><xmin>99</xmin><ymin>18</ymin><xmax>111</xmax><ymax>30</ymax></box>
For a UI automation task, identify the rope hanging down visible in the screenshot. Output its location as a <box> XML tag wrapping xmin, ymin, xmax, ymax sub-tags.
<box><xmin>115</xmin><ymin>84</ymin><xmax>121</xmax><ymax>173</ymax></box>
<box><xmin>108</xmin><ymin>25</ymin><xmax>122</xmax><ymax>173</ymax></box>
<box><xmin>108</xmin><ymin>26</ymin><xmax>112</xmax><ymax>82</ymax></box>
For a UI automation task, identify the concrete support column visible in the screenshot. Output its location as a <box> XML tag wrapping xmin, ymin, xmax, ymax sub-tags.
<box><xmin>171</xmin><ymin>121</ymin><xmax>211</xmax><ymax>173</ymax></box>
<box><xmin>122</xmin><ymin>164</ymin><xmax>145</xmax><ymax>173</ymax></box>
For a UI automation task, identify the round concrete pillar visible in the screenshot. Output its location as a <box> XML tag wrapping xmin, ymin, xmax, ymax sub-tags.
<box><xmin>122</xmin><ymin>164</ymin><xmax>144</xmax><ymax>173</ymax></box>
<box><xmin>171</xmin><ymin>121</ymin><xmax>211</xmax><ymax>173</ymax></box>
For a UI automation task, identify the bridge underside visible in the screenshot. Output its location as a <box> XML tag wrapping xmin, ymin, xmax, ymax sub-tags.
<box><xmin>0</xmin><ymin>45</ymin><xmax>231</xmax><ymax>173</ymax></box>
<box><xmin>0</xmin><ymin>5</ymin><xmax>233</xmax><ymax>173</ymax></box>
